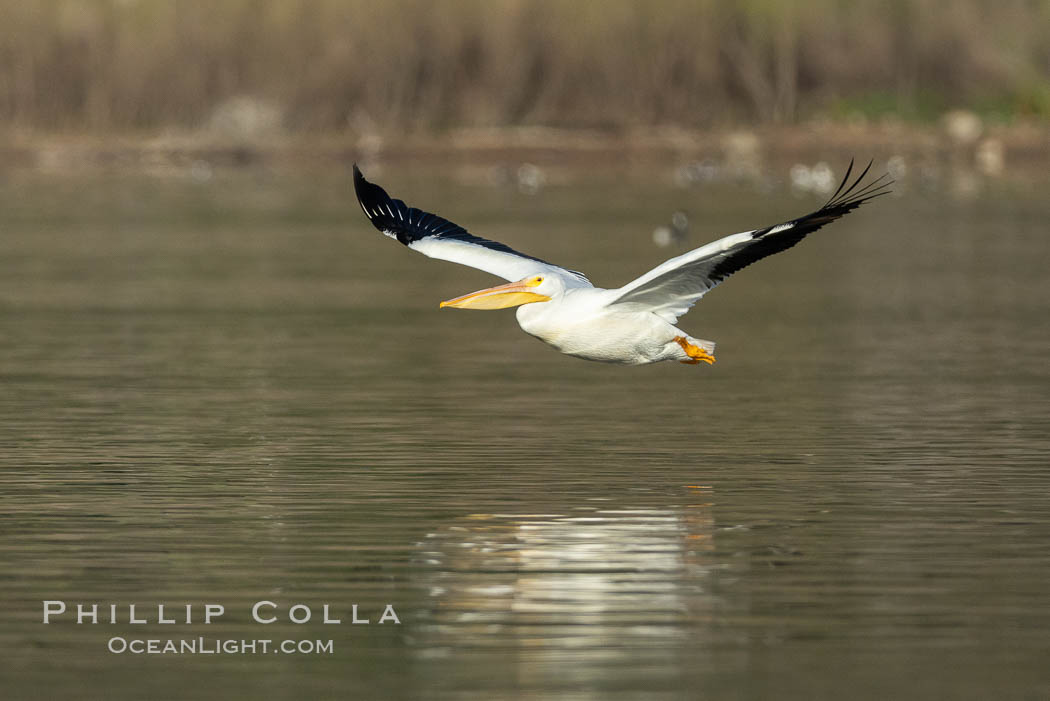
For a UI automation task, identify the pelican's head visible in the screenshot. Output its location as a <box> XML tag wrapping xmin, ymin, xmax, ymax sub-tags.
<box><xmin>439</xmin><ymin>274</ymin><xmax>557</xmax><ymax>310</ymax></box>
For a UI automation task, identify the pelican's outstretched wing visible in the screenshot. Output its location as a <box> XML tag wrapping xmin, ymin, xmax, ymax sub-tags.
<box><xmin>354</xmin><ymin>165</ymin><xmax>588</xmax><ymax>284</ymax></box>
<box><xmin>606</xmin><ymin>160</ymin><xmax>891</xmax><ymax>322</ymax></box>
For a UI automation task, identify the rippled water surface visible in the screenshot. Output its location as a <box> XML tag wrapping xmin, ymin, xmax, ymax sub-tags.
<box><xmin>2</xmin><ymin>168</ymin><xmax>1049</xmax><ymax>699</ymax></box>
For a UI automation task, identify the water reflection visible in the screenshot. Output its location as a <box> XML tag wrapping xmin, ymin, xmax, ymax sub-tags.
<box><xmin>416</xmin><ymin>489</ymin><xmax>719</xmax><ymax>678</ymax></box>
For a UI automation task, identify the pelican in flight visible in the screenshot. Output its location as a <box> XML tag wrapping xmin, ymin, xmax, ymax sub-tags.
<box><xmin>353</xmin><ymin>161</ymin><xmax>890</xmax><ymax>366</ymax></box>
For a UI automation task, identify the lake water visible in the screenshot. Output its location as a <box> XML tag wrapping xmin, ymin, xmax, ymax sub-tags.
<box><xmin>2</xmin><ymin>166</ymin><xmax>1049</xmax><ymax>699</ymax></box>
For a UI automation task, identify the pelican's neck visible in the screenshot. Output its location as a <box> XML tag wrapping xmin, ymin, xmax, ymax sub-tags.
<box><xmin>515</xmin><ymin>297</ymin><xmax>553</xmax><ymax>325</ymax></box>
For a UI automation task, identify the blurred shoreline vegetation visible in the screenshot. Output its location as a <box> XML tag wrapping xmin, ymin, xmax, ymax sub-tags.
<box><xmin>1</xmin><ymin>0</ymin><xmax>1049</xmax><ymax>135</ymax></box>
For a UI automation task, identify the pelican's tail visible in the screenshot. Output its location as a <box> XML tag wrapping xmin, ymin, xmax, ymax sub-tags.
<box><xmin>690</xmin><ymin>337</ymin><xmax>716</xmax><ymax>354</ymax></box>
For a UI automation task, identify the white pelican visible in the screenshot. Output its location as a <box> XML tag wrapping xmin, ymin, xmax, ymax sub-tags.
<box><xmin>353</xmin><ymin>161</ymin><xmax>890</xmax><ymax>366</ymax></box>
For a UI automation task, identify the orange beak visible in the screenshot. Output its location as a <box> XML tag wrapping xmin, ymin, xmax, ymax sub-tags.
<box><xmin>439</xmin><ymin>279</ymin><xmax>551</xmax><ymax>310</ymax></box>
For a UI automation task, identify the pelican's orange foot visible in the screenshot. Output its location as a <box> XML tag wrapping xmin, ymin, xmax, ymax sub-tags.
<box><xmin>674</xmin><ymin>336</ymin><xmax>716</xmax><ymax>365</ymax></box>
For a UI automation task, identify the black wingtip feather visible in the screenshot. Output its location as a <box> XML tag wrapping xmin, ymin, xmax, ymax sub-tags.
<box><xmin>706</xmin><ymin>159</ymin><xmax>892</xmax><ymax>284</ymax></box>
<box><xmin>353</xmin><ymin>164</ymin><xmax>439</xmax><ymax>246</ymax></box>
<box><xmin>351</xmin><ymin>164</ymin><xmax>565</xmax><ymax>267</ymax></box>
<box><xmin>353</xmin><ymin>163</ymin><xmax>396</xmax><ymax>230</ymax></box>
<box><xmin>760</xmin><ymin>158</ymin><xmax>892</xmax><ymax>241</ymax></box>
<box><xmin>823</xmin><ymin>159</ymin><xmax>892</xmax><ymax>211</ymax></box>
<box><xmin>825</xmin><ymin>157</ymin><xmax>855</xmax><ymax>205</ymax></box>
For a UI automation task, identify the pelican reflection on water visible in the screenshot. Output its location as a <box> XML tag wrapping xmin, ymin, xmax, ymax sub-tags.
<box><xmin>416</xmin><ymin>497</ymin><xmax>718</xmax><ymax>665</ymax></box>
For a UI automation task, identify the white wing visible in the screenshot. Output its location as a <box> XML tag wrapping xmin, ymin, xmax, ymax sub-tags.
<box><xmin>354</xmin><ymin>166</ymin><xmax>588</xmax><ymax>284</ymax></box>
<box><xmin>607</xmin><ymin>160</ymin><xmax>891</xmax><ymax>322</ymax></box>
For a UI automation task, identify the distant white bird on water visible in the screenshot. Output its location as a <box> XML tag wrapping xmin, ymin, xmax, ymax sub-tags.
<box><xmin>353</xmin><ymin>161</ymin><xmax>890</xmax><ymax>366</ymax></box>
<box><xmin>652</xmin><ymin>210</ymin><xmax>690</xmax><ymax>248</ymax></box>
